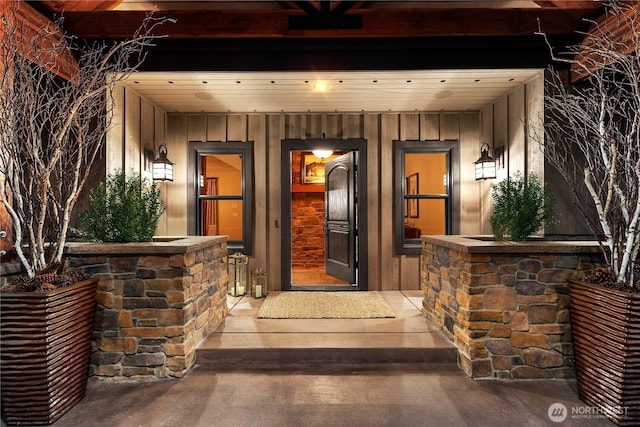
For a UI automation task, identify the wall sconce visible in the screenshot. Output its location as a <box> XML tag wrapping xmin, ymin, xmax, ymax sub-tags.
<box><xmin>152</xmin><ymin>144</ymin><xmax>174</xmax><ymax>182</ymax></box>
<box><xmin>474</xmin><ymin>142</ymin><xmax>497</xmax><ymax>180</ymax></box>
<box><xmin>312</xmin><ymin>149</ymin><xmax>333</xmax><ymax>159</ymax></box>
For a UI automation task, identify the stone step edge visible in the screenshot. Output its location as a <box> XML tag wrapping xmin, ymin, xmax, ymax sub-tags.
<box><xmin>196</xmin><ymin>347</ymin><xmax>458</xmax><ymax>365</ymax></box>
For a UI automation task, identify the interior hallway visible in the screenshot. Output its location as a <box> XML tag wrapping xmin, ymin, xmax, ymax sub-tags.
<box><xmin>40</xmin><ymin>292</ymin><xmax>614</xmax><ymax>427</ymax></box>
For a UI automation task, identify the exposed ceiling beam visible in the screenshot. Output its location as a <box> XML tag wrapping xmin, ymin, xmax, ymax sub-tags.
<box><xmin>36</xmin><ymin>0</ymin><xmax>123</xmax><ymax>13</ymax></box>
<box><xmin>293</xmin><ymin>1</ymin><xmax>321</xmax><ymax>16</ymax></box>
<box><xmin>58</xmin><ymin>8</ymin><xmax>602</xmax><ymax>39</ymax></box>
<box><xmin>571</xmin><ymin>2</ymin><xmax>640</xmax><ymax>83</ymax></box>
<box><xmin>534</xmin><ymin>1</ymin><xmax>603</xmax><ymax>10</ymax></box>
<box><xmin>289</xmin><ymin>0</ymin><xmax>362</xmax><ymax>30</ymax></box>
<box><xmin>3</xmin><ymin>1</ymin><xmax>79</xmax><ymax>81</ymax></box>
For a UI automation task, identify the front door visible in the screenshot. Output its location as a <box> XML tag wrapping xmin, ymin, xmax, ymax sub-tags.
<box><xmin>324</xmin><ymin>152</ymin><xmax>357</xmax><ymax>283</ymax></box>
<box><xmin>280</xmin><ymin>138</ymin><xmax>368</xmax><ymax>291</ymax></box>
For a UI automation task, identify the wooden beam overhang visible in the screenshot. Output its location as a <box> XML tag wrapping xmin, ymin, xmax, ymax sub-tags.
<box><xmin>35</xmin><ymin>0</ymin><xmax>122</xmax><ymax>12</ymax></box>
<box><xmin>570</xmin><ymin>2</ymin><xmax>640</xmax><ymax>83</ymax></box>
<box><xmin>58</xmin><ymin>7</ymin><xmax>602</xmax><ymax>39</ymax></box>
<box><xmin>1</xmin><ymin>1</ymin><xmax>78</xmax><ymax>81</ymax></box>
<box><xmin>137</xmin><ymin>35</ymin><xmax>562</xmax><ymax>73</ymax></box>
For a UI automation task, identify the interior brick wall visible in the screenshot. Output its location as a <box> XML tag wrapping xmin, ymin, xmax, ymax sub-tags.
<box><xmin>291</xmin><ymin>193</ymin><xmax>325</xmax><ymax>269</ymax></box>
<box><xmin>290</xmin><ymin>150</ymin><xmax>325</xmax><ymax>270</ymax></box>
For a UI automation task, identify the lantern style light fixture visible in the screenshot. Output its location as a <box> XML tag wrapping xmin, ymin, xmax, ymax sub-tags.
<box><xmin>152</xmin><ymin>144</ymin><xmax>174</xmax><ymax>181</ymax></box>
<box><xmin>228</xmin><ymin>252</ymin><xmax>248</xmax><ymax>297</ymax></box>
<box><xmin>474</xmin><ymin>142</ymin><xmax>497</xmax><ymax>180</ymax></box>
<box><xmin>251</xmin><ymin>268</ymin><xmax>267</xmax><ymax>298</ymax></box>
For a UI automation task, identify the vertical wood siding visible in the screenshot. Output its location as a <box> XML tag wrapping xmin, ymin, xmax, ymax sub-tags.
<box><xmin>112</xmin><ymin>76</ymin><xmax>546</xmax><ymax>291</ymax></box>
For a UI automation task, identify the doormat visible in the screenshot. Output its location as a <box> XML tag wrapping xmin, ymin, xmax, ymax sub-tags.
<box><xmin>257</xmin><ymin>291</ymin><xmax>395</xmax><ymax>319</ymax></box>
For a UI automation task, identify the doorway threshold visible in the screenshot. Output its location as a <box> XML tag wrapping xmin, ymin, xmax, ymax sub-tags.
<box><xmin>290</xmin><ymin>284</ymin><xmax>357</xmax><ymax>291</ymax></box>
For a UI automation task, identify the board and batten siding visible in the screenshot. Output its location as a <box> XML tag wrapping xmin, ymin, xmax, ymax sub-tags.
<box><xmin>160</xmin><ymin>111</ymin><xmax>481</xmax><ymax>291</ymax></box>
<box><xmin>108</xmin><ymin>73</ymin><xmax>546</xmax><ymax>291</ymax></box>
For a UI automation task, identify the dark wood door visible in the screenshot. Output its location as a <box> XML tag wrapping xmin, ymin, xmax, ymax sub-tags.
<box><xmin>324</xmin><ymin>152</ymin><xmax>357</xmax><ymax>283</ymax></box>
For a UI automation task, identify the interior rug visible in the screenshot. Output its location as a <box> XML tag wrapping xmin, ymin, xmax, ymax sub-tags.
<box><xmin>257</xmin><ymin>291</ymin><xmax>395</xmax><ymax>319</ymax></box>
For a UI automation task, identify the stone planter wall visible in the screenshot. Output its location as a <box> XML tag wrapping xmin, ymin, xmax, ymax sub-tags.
<box><xmin>420</xmin><ymin>236</ymin><xmax>602</xmax><ymax>380</ymax></box>
<box><xmin>65</xmin><ymin>236</ymin><xmax>228</xmax><ymax>381</ymax></box>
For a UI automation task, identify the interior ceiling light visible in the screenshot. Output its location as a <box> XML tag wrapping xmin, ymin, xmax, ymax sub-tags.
<box><xmin>312</xmin><ymin>150</ymin><xmax>333</xmax><ymax>159</ymax></box>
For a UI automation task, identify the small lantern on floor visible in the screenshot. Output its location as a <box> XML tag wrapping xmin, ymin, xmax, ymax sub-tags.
<box><xmin>251</xmin><ymin>268</ymin><xmax>267</xmax><ymax>298</ymax></box>
<box><xmin>228</xmin><ymin>252</ymin><xmax>248</xmax><ymax>296</ymax></box>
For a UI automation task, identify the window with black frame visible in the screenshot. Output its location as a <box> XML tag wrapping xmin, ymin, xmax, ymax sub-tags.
<box><xmin>189</xmin><ymin>141</ymin><xmax>254</xmax><ymax>255</ymax></box>
<box><xmin>394</xmin><ymin>140</ymin><xmax>459</xmax><ymax>255</ymax></box>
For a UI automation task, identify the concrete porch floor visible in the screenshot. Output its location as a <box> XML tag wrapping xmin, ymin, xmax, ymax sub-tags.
<box><xmin>37</xmin><ymin>291</ymin><xmax>613</xmax><ymax>427</ymax></box>
<box><xmin>196</xmin><ymin>290</ymin><xmax>457</xmax><ymax>365</ymax></box>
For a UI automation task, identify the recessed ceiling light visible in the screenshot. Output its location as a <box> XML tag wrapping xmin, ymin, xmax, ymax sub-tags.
<box><xmin>313</xmin><ymin>81</ymin><xmax>329</xmax><ymax>92</ymax></box>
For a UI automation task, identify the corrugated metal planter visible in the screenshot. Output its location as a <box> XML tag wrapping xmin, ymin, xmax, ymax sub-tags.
<box><xmin>0</xmin><ymin>278</ymin><xmax>99</xmax><ymax>426</ymax></box>
<box><xmin>568</xmin><ymin>279</ymin><xmax>640</xmax><ymax>426</ymax></box>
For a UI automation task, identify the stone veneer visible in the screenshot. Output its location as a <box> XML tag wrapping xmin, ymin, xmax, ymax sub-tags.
<box><xmin>421</xmin><ymin>236</ymin><xmax>602</xmax><ymax>379</ymax></box>
<box><xmin>65</xmin><ymin>236</ymin><xmax>228</xmax><ymax>381</ymax></box>
<box><xmin>291</xmin><ymin>192</ymin><xmax>325</xmax><ymax>269</ymax></box>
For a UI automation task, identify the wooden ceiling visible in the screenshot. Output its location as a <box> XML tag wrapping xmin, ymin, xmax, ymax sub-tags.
<box><xmin>26</xmin><ymin>1</ymin><xmax>609</xmax><ymax>113</ymax></box>
<box><xmin>33</xmin><ymin>0</ymin><xmax>605</xmax><ymax>39</ymax></box>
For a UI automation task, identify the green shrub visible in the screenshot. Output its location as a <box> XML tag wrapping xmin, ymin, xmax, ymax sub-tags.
<box><xmin>79</xmin><ymin>171</ymin><xmax>165</xmax><ymax>243</ymax></box>
<box><xmin>489</xmin><ymin>171</ymin><xmax>556</xmax><ymax>241</ymax></box>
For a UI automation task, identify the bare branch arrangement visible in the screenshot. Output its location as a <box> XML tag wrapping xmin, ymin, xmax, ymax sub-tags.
<box><xmin>0</xmin><ymin>2</ymin><xmax>172</xmax><ymax>277</ymax></box>
<box><xmin>535</xmin><ymin>1</ymin><xmax>640</xmax><ymax>287</ymax></box>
